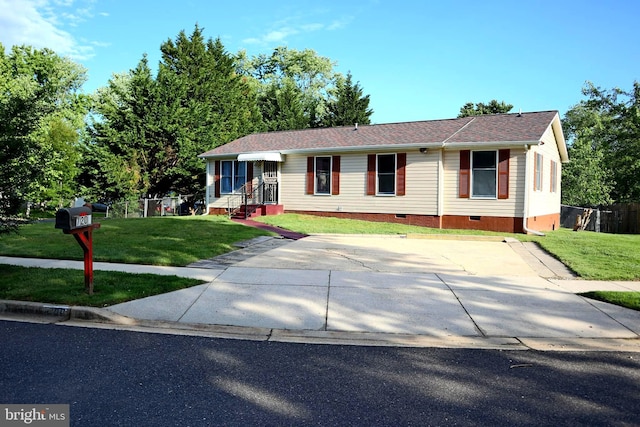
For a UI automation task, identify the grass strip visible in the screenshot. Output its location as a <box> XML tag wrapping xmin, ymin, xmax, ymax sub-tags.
<box><xmin>579</xmin><ymin>291</ymin><xmax>640</xmax><ymax>312</ymax></box>
<box><xmin>254</xmin><ymin>213</ymin><xmax>509</xmax><ymax>236</ymax></box>
<box><xmin>0</xmin><ymin>264</ymin><xmax>204</xmax><ymax>307</ymax></box>
<box><xmin>0</xmin><ymin>216</ymin><xmax>273</xmax><ymax>266</ymax></box>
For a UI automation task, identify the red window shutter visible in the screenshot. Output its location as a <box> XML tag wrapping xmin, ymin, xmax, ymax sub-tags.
<box><xmin>246</xmin><ymin>162</ymin><xmax>253</xmax><ymax>193</ymax></box>
<box><xmin>214</xmin><ymin>161</ymin><xmax>221</xmax><ymax>198</ymax></box>
<box><xmin>396</xmin><ymin>153</ymin><xmax>406</xmax><ymax>196</ymax></box>
<box><xmin>459</xmin><ymin>150</ymin><xmax>470</xmax><ymax>198</ymax></box>
<box><xmin>332</xmin><ymin>156</ymin><xmax>341</xmax><ymax>195</ymax></box>
<box><xmin>498</xmin><ymin>149</ymin><xmax>510</xmax><ymax>199</ymax></box>
<box><xmin>367</xmin><ymin>154</ymin><xmax>376</xmax><ymax>195</ymax></box>
<box><xmin>306</xmin><ymin>157</ymin><xmax>314</xmax><ymax>195</ymax></box>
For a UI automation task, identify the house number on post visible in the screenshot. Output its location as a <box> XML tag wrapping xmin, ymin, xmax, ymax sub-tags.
<box><xmin>55</xmin><ymin>206</ymin><xmax>101</xmax><ymax>295</ymax></box>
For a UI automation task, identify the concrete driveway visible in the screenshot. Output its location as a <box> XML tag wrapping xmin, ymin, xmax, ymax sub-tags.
<box><xmin>105</xmin><ymin>234</ymin><xmax>640</xmax><ymax>349</ymax></box>
<box><xmin>228</xmin><ymin>234</ymin><xmax>537</xmax><ymax>275</ymax></box>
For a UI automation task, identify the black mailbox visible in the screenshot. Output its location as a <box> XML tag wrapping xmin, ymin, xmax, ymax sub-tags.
<box><xmin>55</xmin><ymin>207</ymin><xmax>93</xmax><ymax>231</ymax></box>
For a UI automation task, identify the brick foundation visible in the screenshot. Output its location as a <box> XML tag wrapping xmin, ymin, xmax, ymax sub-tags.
<box><xmin>208</xmin><ymin>205</ymin><xmax>285</xmax><ymax>217</ymax></box>
<box><xmin>442</xmin><ymin>215</ymin><xmax>523</xmax><ymax>233</ymax></box>
<box><xmin>526</xmin><ymin>213</ymin><xmax>560</xmax><ymax>232</ymax></box>
<box><xmin>208</xmin><ymin>205</ymin><xmax>557</xmax><ymax>234</ymax></box>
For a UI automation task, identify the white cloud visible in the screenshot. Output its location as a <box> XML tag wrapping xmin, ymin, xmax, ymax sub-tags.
<box><xmin>327</xmin><ymin>16</ymin><xmax>353</xmax><ymax>31</ymax></box>
<box><xmin>263</xmin><ymin>28</ymin><xmax>298</xmax><ymax>43</ymax></box>
<box><xmin>300</xmin><ymin>23</ymin><xmax>324</xmax><ymax>32</ymax></box>
<box><xmin>242</xmin><ymin>12</ymin><xmax>350</xmax><ymax>46</ymax></box>
<box><xmin>0</xmin><ymin>0</ymin><xmax>96</xmax><ymax>60</ymax></box>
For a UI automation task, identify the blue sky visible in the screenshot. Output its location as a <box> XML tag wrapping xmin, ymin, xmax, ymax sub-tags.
<box><xmin>1</xmin><ymin>0</ymin><xmax>638</xmax><ymax>124</ymax></box>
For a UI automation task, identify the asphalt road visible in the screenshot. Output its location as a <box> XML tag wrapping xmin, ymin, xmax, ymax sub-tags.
<box><xmin>1</xmin><ymin>320</ymin><xmax>639</xmax><ymax>426</ymax></box>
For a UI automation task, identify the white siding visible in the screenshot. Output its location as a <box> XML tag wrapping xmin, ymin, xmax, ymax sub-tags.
<box><xmin>442</xmin><ymin>148</ymin><xmax>526</xmax><ymax>217</ymax></box>
<box><xmin>527</xmin><ymin>125</ymin><xmax>562</xmax><ymax>217</ymax></box>
<box><xmin>281</xmin><ymin>151</ymin><xmax>439</xmax><ymax>215</ymax></box>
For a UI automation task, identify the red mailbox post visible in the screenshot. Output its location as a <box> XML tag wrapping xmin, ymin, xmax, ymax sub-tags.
<box><xmin>55</xmin><ymin>207</ymin><xmax>101</xmax><ymax>295</ymax></box>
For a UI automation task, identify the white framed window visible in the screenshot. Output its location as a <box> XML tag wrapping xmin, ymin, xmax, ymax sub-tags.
<box><xmin>471</xmin><ymin>151</ymin><xmax>497</xmax><ymax>198</ymax></box>
<box><xmin>315</xmin><ymin>156</ymin><xmax>331</xmax><ymax>195</ymax></box>
<box><xmin>221</xmin><ymin>160</ymin><xmax>246</xmax><ymax>194</ymax></box>
<box><xmin>377</xmin><ymin>153</ymin><xmax>396</xmax><ymax>195</ymax></box>
<box><xmin>550</xmin><ymin>159</ymin><xmax>558</xmax><ymax>193</ymax></box>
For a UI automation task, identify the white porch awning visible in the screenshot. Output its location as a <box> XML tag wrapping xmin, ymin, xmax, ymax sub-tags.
<box><xmin>237</xmin><ymin>152</ymin><xmax>283</xmax><ymax>162</ymax></box>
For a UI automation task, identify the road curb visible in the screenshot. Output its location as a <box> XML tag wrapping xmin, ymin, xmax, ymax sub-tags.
<box><xmin>3</xmin><ymin>299</ymin><xmax>640</xmax><ymax>351</ymax></box>
<box><xmin>0</xmin><ymin>299</ymin><xmax>72</xmax><ymax>319</ymax></box>
<box><xmin>0</xmin><ymin>299</ymin><xmax>133</xmax><ymax>324</ymax></box>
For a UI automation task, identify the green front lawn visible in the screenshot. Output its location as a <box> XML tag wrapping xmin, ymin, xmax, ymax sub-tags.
<box><xmin>0</xmin><ymin>264</ymin><xmax>204</xmax><ymax>307</ymax></box>
<box><xmin>255</xmin><ymin>213</ymin><xmax>509</xmax><ymax>236</ymax></box>
<box><xmin>0</xmin><ymin>215</ymin><xmax>273</xmax><ymax>266</ymax></box>
<box><xmin>0</xmin><ymin>215</ymin><xmax>273</xmax><ymax>305</ymax></box>
<box><xmin>0</xmin><ymin>214</ymin><xmax>638</xmax><ymax>310</ymax></box>
<box><xmin>525</xmin><ymin>228</ymin><xmax>640</xmax><ymax>281</ymax></box>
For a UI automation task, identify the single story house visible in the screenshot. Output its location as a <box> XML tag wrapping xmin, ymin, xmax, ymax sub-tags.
<box><xmin>198</xmin><ymin>110</ymin><xmax>568</xmax><ymax>233</ymax></box>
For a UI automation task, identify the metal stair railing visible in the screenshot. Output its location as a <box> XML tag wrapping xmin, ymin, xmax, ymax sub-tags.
<box><xmin>227</xmin><ymin>182</ymin><xmax>266</xmax><ymax>219</ymax></box>
<box><xmin>227</xmin><ymin>184</ymin><xmax>246</xmax><ymax>218</ymax></box>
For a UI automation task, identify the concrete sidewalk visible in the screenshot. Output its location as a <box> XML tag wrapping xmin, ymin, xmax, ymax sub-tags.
<box><xmin>1</xmin><ymin>235</ymin><xmax>639</xmax><ymax>351</ymax></box>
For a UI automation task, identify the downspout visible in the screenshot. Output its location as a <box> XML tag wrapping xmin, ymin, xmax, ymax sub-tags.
<box><xmin>437</xmin><ymin>147</ymin><xmax>444</xmax><ymax>219</ymax></box>
<box><xmin>522</xmin><ymin>145</ymin><xmax>544</xmax><ymax>236</ymax></box>
<box><xmin>203</xmin><ymin>160</ymin><xmax>211</xmax><ymax>215</ymax></box>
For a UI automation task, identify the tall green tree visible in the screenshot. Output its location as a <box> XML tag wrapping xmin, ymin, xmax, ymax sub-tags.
<box><xmin>561</xmin><ymin>104</ymin><xmax>613</xmax><ymax>206</ymax></box>
<box><xmin>585</xmin><ymin>81</ymin><xmax>640</xmax><ymax>202</ymax></box>
<box><xmin>562</xmin><ymin>81</ymin><xmax>640</xmax><ymax>204</ymax></box>
<box><xmin>84</xmin><ymin>62</ymin><xmax>155</xmax><ymax>201</ymax></box>
<box><xmin>87</xmin><ymin>26</ymin><xmax>263</xmax><ymax>199</ymax></box>
<box><xmin>323</xmin><ymin>71</ymin><xmax>373</xmax><ymax>127</ymax></box>
<box><xmin>457</xmin><ymin>100</ymin><xmax>513</xmax><ymax>117</ymax></box>
<box><xmin>238</xmin><ymin>47</ymin><xmax>337</xmax><ymax>129</ymax></box>
<box><xmin>258</xmin><ymin>77</ymin><xmax>308</xmax><ymax>131</ymax></box>
<box><xmin>155</xmin><ymin>26</ymin><xmax>263</xmax><ymax>194</ymax></box>
<box><xmin>0</xmin><ymin>43</ymin><xmax>88</xmax><ymax>231</ymax></box>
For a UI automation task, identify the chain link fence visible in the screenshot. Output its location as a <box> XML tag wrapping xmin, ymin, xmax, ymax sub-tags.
<box><xmin>85</xmin><ymin>195</ymin><xmax>203</xmax><ymax>219</ymax></box>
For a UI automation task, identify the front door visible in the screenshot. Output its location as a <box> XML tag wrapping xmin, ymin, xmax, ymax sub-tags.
<box><xmin>263</xmin><ymin>161</ymin><xmax>278</xmax><ymax>204</ymax></box>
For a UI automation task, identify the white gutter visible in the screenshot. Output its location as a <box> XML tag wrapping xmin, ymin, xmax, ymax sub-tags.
<box><xmin>442</xmin><ymin>140</ymin><xmax>540</xmax><ymax>150</ymax></box>
<box><xmin>437</xmin><ymin>148</ymin><xmax>444</xmax><ymax>217</ymax></box>
<box><xmin>199</xmin><ymin>142</ymin><xmax>448</xmax><ymax>159</ymax></box>
<box><xmin>277</xmin><ymin>142</ymin><xmax>445</xmax><ymax>155</ymax></box>
<box><xmin>200</xmin><ymin>140</ymin><xmax>542</xmax><ymax>160</ymax></box>
<box><xmin>203</xmin><ymin>160</ymin><xmax>211</xmax><ymax>215</ymax></box>
<box><xmin>522</xmin><ymin>144</ymin><xmax>544</xmax><ymax>236</ymax></box>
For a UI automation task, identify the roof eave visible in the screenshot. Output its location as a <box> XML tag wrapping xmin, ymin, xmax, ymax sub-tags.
<box><xmin>198</xmin><ymin>142</ymin><xmax>448</xmax><ymax>159</ymax></box>
<box><xmin>551</xmin><ymin>113</ymin><xmax>570</xmax><ymax>163</ymax></box>
<box><xmin>279</xmin><ymin>142</ymin><xmax>446</xmax><ymax>155</ymax></box>
<box><xmin>442</xmin><ymin>140</ymin><xmax>541</xmax><ymax>150</ymax></box>
<box><xmin>198</xmin><ymin>140</ymin><xmax>546</xmax><ymax>159</ymax></box>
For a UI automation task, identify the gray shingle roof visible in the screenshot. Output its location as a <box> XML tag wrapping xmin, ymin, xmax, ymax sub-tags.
<box><xmin>199</xmin><ymin>110</ymin><xmax>559</xmax><ymax>157</ymax></box>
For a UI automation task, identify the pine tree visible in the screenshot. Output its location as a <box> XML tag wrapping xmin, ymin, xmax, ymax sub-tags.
<box><xmin>457</xmin><ymin>100</ymin><xmax>513</xmax><ymax>117</ymax></box>
<box><xmin>87</xmin><ymin>25</ymin><xmax>264</xmax><ymax>199</ymax></box>
<box><xmin>323</xmin><ymin>72</ymin><xmax>373</xmax><ymax>127</ymax></box>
